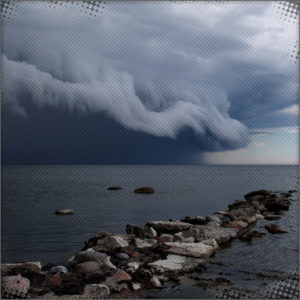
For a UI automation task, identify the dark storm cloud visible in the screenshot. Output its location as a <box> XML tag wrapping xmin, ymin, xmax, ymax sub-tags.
<box><xmin>1</xmin><ymin>1</ymin><xmax>298</xmax><ymax>164</ymax></box>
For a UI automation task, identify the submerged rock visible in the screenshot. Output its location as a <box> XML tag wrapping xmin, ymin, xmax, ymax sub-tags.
<box><xmin>164</xmin><ymin>239</ymin><xmax>218</xmax><ymax>258</ymax></box>
<box><xmin>107</xmin><ymin>186</ymin><xmax>122</xmax><ymax>190</ymax></box>
<box><xmin>265</xmin><ymin>224</ymin><xmax>289</xmax><ymax>234</ymax></box>
<box><xmin>55</xmin><ymin>209</ymin><xmax>74</xmax><ymax>215</ymax></box>
<box><xmin>134</xmin><ymin>187</ymin><xmax>155</xmax><ymax>194</ymax></box>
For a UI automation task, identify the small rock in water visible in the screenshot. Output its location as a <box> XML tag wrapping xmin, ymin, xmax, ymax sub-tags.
<box><xmin>55</xmin><ymin>209</ymin><xmax>74</xmax><ymax>215</ymax></box>
<box><xmin>265</xmin><ymin>215</ymin><xmax>281</xmax><ymax>220</ymax></box>
<box><xmin>116</xmin><ymin>253</ymin><xmax>130</xmax><ymax>260</ymax></box>
<box><xmin>107</xmin><ymin>186</ymin><xmax>122</xmax><ymax>190</ymax></box>
<box><xmin>134</xmin><ymin>187</ymin><xmax>155</xmax><ymax>194</ymax></box>
<box><xmin>265</xmin><ymin>224</ymin><xmax>289</xmax><ymax>234</ymax></box>
<box><xmin>49</xmin><ymin>265</ymin><xmax>68</xmax><ymax>274</ymax></box>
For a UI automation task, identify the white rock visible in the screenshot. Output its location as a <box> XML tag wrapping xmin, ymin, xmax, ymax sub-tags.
<box><xmin>127</xmin><ymin>262</ymin><xmax>139</xmax><ymax>270</ymax></box>
<box><xmin>135</xmin><ymin>238</ymin><xmax>155</xmax><ymax>248</ymax></box>
<box><xmin>165</xmin><ymin>239</ymin><xmax>218</xmax><ymax>258</ymax></box>
<box><xmin>149</xmin><ymin>254</ymin><xmax>205</xmax><ymax>271</ymax></box>
<box><xmin>132</xmin><ymin>283</ymin><xmax>141</xmax><ymax>291</ymax></box>
<box><xmin>150</xmin><ymin>275</ymin><xmax>162</xmax><ymax>288</ymax></box>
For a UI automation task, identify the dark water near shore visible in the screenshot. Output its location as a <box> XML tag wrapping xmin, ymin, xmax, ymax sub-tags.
<box><xmin>2</xmin><ymin>165</ymin><xmax>299</xmax><ymax>277</ymax></box>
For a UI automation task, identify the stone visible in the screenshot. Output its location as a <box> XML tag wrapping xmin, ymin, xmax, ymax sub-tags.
<box><xmin>94</xmin><ymin>235</ymin><xmax>129</xmax><ymax>252</ymax></box>
<box><xmin>190</xmin><ymin>224</ymin><xmax>238</xmax><ymax>244</ymax></box>
<box><xmin>150</xmin><ymin>275</ymin><xmax>162</xmax><ymax>288</ymax></box>
<box><xmin>174</xmin><ymin>232</ymin><xmax>195</xmax><ymax>243</ymax></box>
<box><xmin>95</xmin><ymin>230</ymin><xmax>111</xmax><ymax>239</ymax></box>
<box><xmin>55</xmin><ymin>209</ymin><xmax>74</xmax><ymax>215</ymax></box>
<box><xmin>75</xmin><ymin>261</ymin><xmax>101</xmax><ymax>274</ymax></box>
<box><xmin>104</xmin><ymin>277</ymin><xmax>129</xmax><ymax>293</ymax></box>
<box><xmin>149</xmin><ymin>254</ymin><xmax>205</xmax><ymax>272</ymax></box>
<box><xmin>265</xmin><ymin>215</ymin><xmax>281</xmax><ymax>220</ymax></box>
<box><xmin>134</xmin><ymin>187</ymin><xmax>155</xmax><ymax>194</ymax></box>
<box><xmin>228</xmin><ymin>200</ymin><xmax>248</xmax><ymax>210</ymax></box>
<box><xmin>1</xmin><ymin>275</ymin><xmax>30</xmax><ymax>295</ymax></box>
<box><xmin>74</xmin><ymin>251</ymin><xmax>116</xmax><ymax>270</ymax></box>
<box><xmin>244</xmin><ymin>190</ymin><xmax>270</xmax><ymax>200</ymax></box>
<box><xmin>265</xmin><ymin>224</ymin><xmax>289</xmax><ymax>234</ymax></box>
<box><xmin>43</xmin><ymin>274</ymin><xmax>62</xmax><ymax>289</ymax></box>
<box><xmin>135</xmin><ymin>238</ymin><xmax>156</xmax><ymax>248</ymax></box>
<box><xmin>112</xmin><ymin>270</ymin><xmax>132</xmax><ymax>282</ymax></box>
<box><xmin>239</xmin><ymin>230</ymin><xmax>267</xmax><ymax>241</ymax></box>
<box><xmin>226</xmin><ymin>207</ymin><xmax>256</xmax><ymax>222</ymax></box>
<box><xmin>132</xmin><ymin>282</ymin><xmax>141</xmax><ymax>291</ymax></box>
<box><xmin>83</xmin><ymin>284</ymin><xmax>110</xmax><ymax>298</ymax></box>
<box><xmin>126</xmin><ymin>224</ymin><xmax>157</xmax><ymax>238</ymax></box>
<box><xmin>263</xmin><ymin>197</ymin><xmax>290</xmax><ymax>212</ymax></box>
<box><xmin>1</xmin><ymin>262</ymin><xmax>42</xmax><ymax>276</ymax></box>
<box><xmin>49</xmin><ymin>266</ymin><xmax>68</xmax><ymax>275</ymax></box>
<box><xmin>223</xmin><ymin>220</ymin><xmax>248</xmax><ymax>230</ymax></box>
<box><xmin>165</xmin><ymin>239</ymin><xmax>218</xmax><ymax>258</ymax></box>
<box><xmin>107</xmin><ymin>186</ymin><xmax>122</xmax><ymax>190</ymax></box>
<box><xmin>146</xmin><ymin>221</ymin><xmax>193</xmax><ymax>233</ymax></box>
<box><xmin>180</xmin><ymin>216</ymin><xmax>206</xmax><ymax>225</ymax></box>
<box><xmin>116</xmin><ymin>253</ymin><xmax>130</xmax><ymax>260</ymax></box>
<box><xmin>127</xmin><ymin>262</ymin><xmax>139</xmax><ymax>271</ymax></box>
<box><xmin>160</xmin><ymin>234</ymin><xmax>174</xmax><ymax>242</ymax></box>
<box><xmin>122</xmin><ymin>246</ymin><xmax>141</xmax><ymax>258</ymax></box>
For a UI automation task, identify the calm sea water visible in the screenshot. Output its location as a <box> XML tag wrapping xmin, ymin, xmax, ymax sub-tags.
<box><xmin>1</xmin><ymin>165</ymin><xmax>298</xmax><ymax>267</ymax></box>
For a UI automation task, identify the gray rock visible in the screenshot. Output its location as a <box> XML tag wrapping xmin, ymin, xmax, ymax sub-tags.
<box><xmin>146</xmin><ymin>221</ymin><xmax>193</xmax><ymax>233</ymax></box>
<box><xmin>75</xmin><ymin>261</ymin><xmax>101</xmax><ymax>274</ymax></box>
<box><xmin>126</xmin><ymin>224</ymin><xmax>157</xmax><ymax>238</ymax></box>
<box><xmin>189</xmin><ymin>224</ymin><xmax>238</xmax><ymax>244</ymax></box>
<box><xmin>160</xmin><ymin>234</ymin><xmax>174</xmax><ymax>242</ymax></box>
<box><xmin>134</xmin><ymin>187</ymin><xmax>155</xmax><ymax>194</ymax></box>
<box><xmin>132</xmin><ymin>282</ymin><xmax>141</xmax><ymax>291</ymax></box>
<box><xmin>74</xmin><ymin>251</ymin><xmax>107</xmax><ymax>264</ymax></box>
<box><xmin>134</xmin><ymin>238</ymin><xmax>157</xmax><ymax>248</ymax></box>
<box><xmin>174</xmin><ymin>232</ymin><xmax>195</xmax><ymax>243</ymax></box>
<box><xmin>83</xmin><ymin>284</ymin><xmax>110</xmax><ymax>298</ymax></box>
<box><xmin>94</xmin><ymin>235</ymin><xmax>129</xmax><ymax>252</ymax></box>
<box><xmin>265</xmin><ymin>224</ymin><xmax>289</xmax><ymax>234</ymax></box>
<box><xmin>165</xmin><ymin>239</ymin><xmax>218</xmax><ymax>258</ymax></box>
<box><xmin>49</xmin><ymin>265</ymin><xmax>68</xmax><ymax>274</ymax></box>
<box><xmin>127</xmin><ymin>262</ymin><xmax>139</xmax><ymax>271</ymax></box>
<box><xmin>149</xmin><ymin>254</ymin><xmax>205</xmax><ymax>272</ymax></box>
<box><xmin>116</xmin><ymin>253</ymin><xmax>130</xmax><ymax>260</ymax></box>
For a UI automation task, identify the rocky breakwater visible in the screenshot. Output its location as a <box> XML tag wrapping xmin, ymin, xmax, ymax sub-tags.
<box><xmin>1</xmin><ymin>189</ymin><xmax>297</xmax><ymax>299</ymax></box>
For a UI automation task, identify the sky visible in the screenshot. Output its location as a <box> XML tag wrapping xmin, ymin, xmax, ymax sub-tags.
<box><xmin>2</xmin><ymin>1</ymin><xmax>299</xmax><ymax>165</ymax></box>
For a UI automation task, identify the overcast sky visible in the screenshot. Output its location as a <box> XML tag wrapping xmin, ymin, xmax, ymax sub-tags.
<box><xmin>2</xmin><ymin>1</ymin><xmax>299</xmax><ymax>164</ymax></box>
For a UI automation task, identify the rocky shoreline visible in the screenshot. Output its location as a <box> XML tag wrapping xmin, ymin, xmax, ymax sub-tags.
<box><xmin>1</xmin><ymin>189</ymin><xmax>298</xmax><ymax>299</ymax></box>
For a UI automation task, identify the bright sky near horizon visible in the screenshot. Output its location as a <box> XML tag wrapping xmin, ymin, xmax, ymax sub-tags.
<box><xmin>2</xmin><ymin>1</ymin><xmax>299</xmax><ymax>165</ymax></box>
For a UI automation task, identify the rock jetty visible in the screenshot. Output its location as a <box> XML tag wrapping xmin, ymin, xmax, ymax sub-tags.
<box><xmin>1</xmin><ymin>189</ymin><xmax>296</xmax><ymax>299</ymax></box>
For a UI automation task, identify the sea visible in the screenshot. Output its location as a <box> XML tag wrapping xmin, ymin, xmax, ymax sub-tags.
<box><xmin>1</xmin><ymin>164</ymin><xmax>299</xmax><ymax>297</ymax></box>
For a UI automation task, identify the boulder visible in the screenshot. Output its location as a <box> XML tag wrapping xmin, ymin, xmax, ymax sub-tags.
<box><xmin>180</xmin><ymin>216</ymin><xmax>206</xmax><ymax>225</ymax></box>
<box><xmin>164</xmin><ymin>239</ymin><xmax>218</xmax><ymax>258</ymax></box>
<box><xmin>94</xmin><ymin>235</ymin><xmax>130</xmax><ymax>252</ymax></box>
<box><xmin>265</xmin><ymin>224</ymin><xmax>289</xmax><ymax>234</ymax></box>
<box><xmin>107</xmin><ymin>186</ymin><xmax>122</xmax><ymax>190</ymax></box>
<box><xmin>95</xmin><ymin>230</ymin><xmax>111</xmax><ymax>239</ymax></box>
<box><xmin>1</xmin><ymin>262</ymin><xmax>42</xmax><ymax>276</ymax></box>
<box><xmin>126</xmin><ymin>224</ymin><xmax>157</xmax><ymax>238</ymax></box>
<box><xmin>226</xmin><ymin>207</ymin><xmax>256</xmax><ymax>222</ymax></box>
<box><xmin>148</xmin><ymin>254</ymin><xmax>205</xmax><ymax>272</ymax></box>
<box><xmin>49</xmin><ymin>266</ymin><xmax>68</xmax><ymax>275</ymax></box>
<box><xmin>174</xmin><ymin>232</ymin><xmax>195</xmax><ymax>243</ymax></box>
<box><xmin>223</xmin><ymin>220</ymin><xmax>248</xmax><ymax>230</ymax></box>
<box><xmin>83</xmin><ymin>284</ymin><xmax>110</xmax><ymax>298</ymax></box>
<box><xmin>160</xmin><ymin>234</ymin><xmax>174</xmax><ymax>242</ymax></box>
<box><xmin>111</xmin><ymin>270</ymin><xmax>132</xmax><ymax>282</ymax></box>
<box><xmin>75</xmin><ymin>261</ymin><xmax>102</xmax><ymax>274</ymax></box>
<box><xmin>263</xmin><ymin>197</ymin><xmax>290</xmax><ymax>212</ymax></box>
<box><xmin>134</xmin><ymin>238</ymin><xmax>156</xmax><ymax>248</ymax></box>
<box><xmin>189</xmin><ymin>224</ymin><xmax>238</xmax><ymax>245</ymax></box>
<box><xmin>134</xmin><ymin>187</ymin><xmax>155</xmax><ymax>194</ymax></box>
<box><xmin>146</xmin><ymin>221</ymin><xmax>193</xmax><ymax>233</ymax></box>
<box><xmin>55</xmin><ymin>209</ymin><xmax>74</xmax><ymax>215</ymax></box>
<box><xmin>116</xmin><ymin>253</ymin><xmax>130</xmax><ymax>260</ymax></box>
<box><xmin>121</xmin><ymin>246</ymin><xmax>141</xmax><ymax>258</ymax></box>
<box><xmin>228</xmin><ymin>200</ymin><xmax>249</xmax><ymax>210</ymax></box>
<box><xmin>244</xmin><ymin>190</ymin><xmax>270</xmax><ymax>200</ymax></box>
<box><xmin>1</xmin><ymin>275</ymin><xmax>30</xmax><ymax>295</ymax></box>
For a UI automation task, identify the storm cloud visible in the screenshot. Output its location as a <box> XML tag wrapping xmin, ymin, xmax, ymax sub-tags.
<box><xmin>2</xmin><ymin>1</ymin><xmax>298</xmax><ymax>164</ymax></box>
